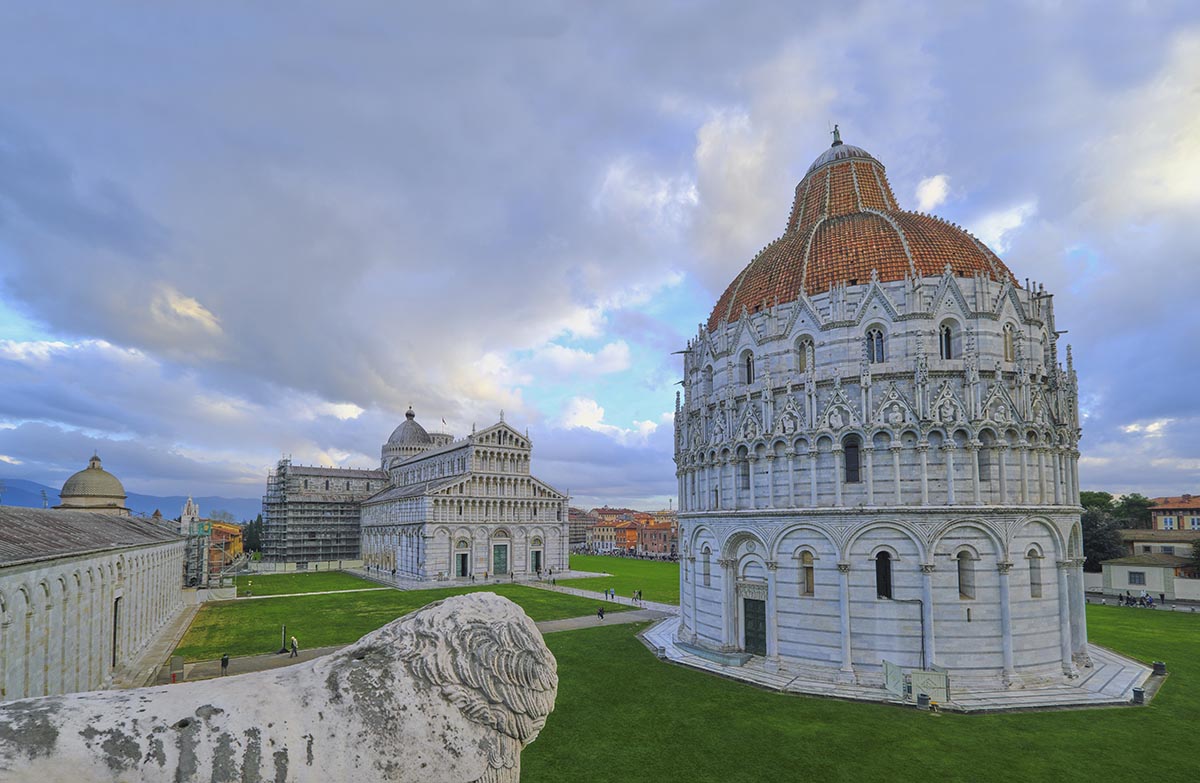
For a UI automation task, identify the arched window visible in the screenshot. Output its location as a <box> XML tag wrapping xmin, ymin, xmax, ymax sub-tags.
<box><xmin>957</xmin><ymin>551</ymin><xmax>976</xmax><ymax>599</ymax></box>
<box><xmin>796</xmin><ymin>337</ymin><xmax>814</xmax><ymax>372</ymax></box>
<box><xmin>875</xmin><ymin>552</ymin><xmax>893</xmax><ymax>599</ymax></box>
<box><xmin>1028</xmin><ymin>549</ymin><xmax>1043</xmax><ymax>598</ymax></box>
<box><xmin>843</xmin><ymin>436</ymin><xmax>861</xmax><ymax>483</ymax></box>
<box><xmin>866</xmin><ymin>328</ymin><xmax>885</xmax><ymax>363</ymax></box>
<box><xmin>702</xmin><ymin>547</ymin><xmax>712</xmax><ymax>586</ymax></box>
<box><xmin>800</xmin><ymin>551</ymin><xmax>815</xmax><ymax>596</ymax></box>
<box><xmin>702</xmin><ymin>365</ymin><xmax>714</xmax><ymax>396</ymax></box>
<box><xmin>977</xmin><ymin>446</ymin><xmax>992</xmax><ymax>482</ymax></box>
<box><xmin>738</xmin><ymin>459</ymin><xmax>751</xmax><ymax>490</ymax></box>
<box><xmin>1003</xmin><ymin>324</ymin><xmax>1016</xmax><ymax>362</ymax></box>
<box><xmin>742</xmin><ymin>350</ymin><xmax>755</xmax><ymax>385</ymax></box>
<box><xmin>939</xmin><ymin>323</ymin><xmax>955</xmax><ymax>359</ymax></box>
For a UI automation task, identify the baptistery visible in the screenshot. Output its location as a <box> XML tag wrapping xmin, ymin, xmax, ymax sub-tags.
<box><xmin>673</xmin><ymin>133</ymin><xmax>1088</xmax><ymax>688</ymax></box>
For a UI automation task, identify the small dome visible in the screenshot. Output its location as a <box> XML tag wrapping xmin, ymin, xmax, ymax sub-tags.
<box><xmin>387</xmin><ymin>407</ymin><xmax>433</xmax><ymax>447</ymax></box>
<box><xmin>58</xmin><ymin>454</ymin><xmax>127</xmax><ymax>511</ymax></box>
<box><xmin>805</xmin><ymin>142</ymin><xmax>879</xmax><ymax>174</ymax></box>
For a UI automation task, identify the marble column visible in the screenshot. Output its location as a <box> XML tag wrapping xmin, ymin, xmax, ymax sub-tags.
<box><xmin>997</xmin><ymin>445</ymin><xmax>1009</xmax><ymax>505</ymax></box>
<box><xmin>1053</xmin><ymin>451</ymin><xmax>1064</xmax><ymax>505</ymax></box>
<box><xmin>891</xmin><ymin>445</ymin><xmax>903</xmax><ymax>505</ymax></box>
<box><xmin>920</xmin><ymin>563</ymin><xmax>936</xmax><ymax>669</ymax></box>
<box><xmin>1057</xmin><ymin>560</ymin><xmax>1078</xmax><ymax>676</ymax></box>
<box><xmin>1037</xmin><ymin>449</ymin><xmax>1047</xmax><ymax>504</ymax></box>
<box><xmin>1019</xmin><ymin>444</ymin><xmax>1030</xmax><ymax>504</ymax></box>
<box><xmin>809</xmin><ymin>449</ymin><xmax>819</xmax><ymax>506</ymax></box>
<box><xmin>687</xmin><ymin>556</ymin><xmax>698</xmax><ymax>642</ymax></box>
<box><xmin>747</xmin><ymin>457</ymin><xmax>757</xmax><ymax>509</ymax></box>
<box><xmin>766</xmin><ymin>560</ymin><xmax>780</xmax><ymax>667</ymax></box>
<box><xmin>1069</xmin><ymin>558</ymin><xmax>1091</xmax><ymax>666</ymax></box>
<box><xmin>765</xmin><ymin>455</ymin><xmax>775</xmax><ymax>507</ymax></box>
<box><xmin>943</xmin><ymin>445</ymin><xmax>956</xmax><ymax>505</ymax></box>
<box><xmin>837</xmin><ymin>562</ymin><xmax>855</xmax><ymax>682</ymax></box>
<box><xmin>786</xmin><ymin>450</ymin><xmax>796</xmax><ymax>507</ymax></box>
<box><xmin>918</xmin><ymin>444</ymin><xmax>930</xmax><ymax>505</ymax></box>
<box><xmin>864</xmin><ymin>447</ymin><xmax>875</xmax><ymax>505</ymax></box>
<box><xmin>833</xmin><ymin>447</ymin><xmax>844</xmax><ymax>506</ymax></box>
<box><xmin>968</xmin><ymin>442</ymin><xmax>982</xmax><ymax>505</ymax></box>
<box><xmin>719</xmin><ymin>558</ymin><xmax>737</xmax><ymax>650</ymax></box>
<box><xmin>997</xmin><ymin>561</ymin><xmax>1015</xmax><ymax>683</ymax></box>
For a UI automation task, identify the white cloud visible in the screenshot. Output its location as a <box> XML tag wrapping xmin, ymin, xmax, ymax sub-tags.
<box><xmin>526</xmin><ymin>341</ymin><xmax>631</xmax><ymax>377</ymax></box>
<box><xmin>558</xmin><ymin>397</ymin><xmax>659</xmax><ymax>445</ymax></box>
<box><xmin>970</xmin><ymin>200</ymin><xmax>1037</xmax><ymax>253</ymax></box>
<box><xmin>0</xmin><ymin>454</ymin><xmax>23</xmax><ymax>465</ymax></box>
<box><xmin>594</xmin><ymin>159</ymin><xmax>697</xmax><ymax>233</ymax></box>
<box><xmin>1122</xmin><ymin>418</ymin><xmax>1173</xmax><ymax>437</ymax></box>
<box><xmin>150</xmin><ymin>285</ymin><xmax>222</xmax><ymax>335</ymax></box>
<box><xmin>915</xmin><ymin>174</ymin><xmax>950</xmax><ymax>211</ymax></box>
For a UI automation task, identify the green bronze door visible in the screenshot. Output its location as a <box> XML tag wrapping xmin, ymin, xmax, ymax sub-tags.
<box><xmin>743</xmin><ymin>598</ymin><xmax>767</xmax><ymax>656</ymax></box>
<box><xmin>492</xmin><ymin>544</ymin><xmax>509</xmax><ymax>575</ymax></box>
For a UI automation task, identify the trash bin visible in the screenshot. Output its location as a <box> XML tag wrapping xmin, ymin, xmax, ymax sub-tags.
<box><xmin>1132</xmin><ymin>687</ymin><xmax>1145</xmax><ymax>705</ymax></box>
<box><xmin>916</xmin><ymin>693</ymin><xmax>931</xmax><ymax>708</ymax></box>
<box><xmin>1152</xmin><ymin>661</ymin><xmax>1167</xmax><ymax>676</ymax></box>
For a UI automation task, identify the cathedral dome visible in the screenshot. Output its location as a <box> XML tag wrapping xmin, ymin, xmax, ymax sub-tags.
<box><xmin>706</xmin><ymin>136</ymin><xmax>1016</xmax><ymax>331</ymax></box>
<box><xmin>387</xmin><ymin>407</ymin><xmax>433</xmax><ymax>447</ymax></box>
<box><xmin>57</xmin><ymin>455</ymin><xmax>128</xmax><ymax>511</ymax></box>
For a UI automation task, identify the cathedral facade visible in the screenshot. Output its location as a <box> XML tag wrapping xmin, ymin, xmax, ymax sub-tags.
<box><xmin>360</xmin><ymin>410</ymin><xmax>570</xmax><ymax>581</ymax></box>
<box><xmin>674</xmin><ymin>135</ymin><xmax>1087</xmax><ymax>689</ymax></box>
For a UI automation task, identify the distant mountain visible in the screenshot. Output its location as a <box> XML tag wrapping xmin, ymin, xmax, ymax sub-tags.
<box><xmin>0</xmin><ymin>477</ymin><xmax>262</xmax><ymax>522</ymax></box>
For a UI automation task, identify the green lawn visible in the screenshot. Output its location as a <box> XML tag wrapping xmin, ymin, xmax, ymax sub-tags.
<box><xmin>234</xmin><ymin>571</ymin><xmax>376</xmax><ymax>597</ymax></box>
<box><xmin>175</xmin><ymin>584</ymin><xmax>628</xmax><ymax>661</ymax></box>
<box><xmin>524</xmin><ymin>605</ymin><xmax>1200</xmax><ymax>782</ymax></box>
<box><xmin>562</xmin><ymin>554</ymin><xmax>680</xmax><ymax>604</ymax></box>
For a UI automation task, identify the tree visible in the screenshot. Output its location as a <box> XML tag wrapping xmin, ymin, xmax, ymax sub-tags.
<box><xmin>209</xmin><ymin>509</ymin><xmax>237</xmax><ymax>523</ymax></box>
<box><xmin>1081</xmin><ymin>509</ymin><xmax>1125</xmax><ymax>572</ymax></box>
<box><xmin>1113</xmin><ymin>493</ymin><xmax>1155</xmax><ymax>530</ymax></box>
<box><xmin>244</xmin><ymin>514</ymin><xmax>263</xmax><ymax>552</ymax></box>
<box><xmin>1079</xmin><ymin>491</ymin><xmax>1114</xmax><ymax>512</ymax></box>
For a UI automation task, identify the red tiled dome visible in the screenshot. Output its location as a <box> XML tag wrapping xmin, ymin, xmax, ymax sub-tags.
<box><xmin>706</xmin><ymin>140</ymin><xmax>1016</xmax><ymax>331</ymax></box>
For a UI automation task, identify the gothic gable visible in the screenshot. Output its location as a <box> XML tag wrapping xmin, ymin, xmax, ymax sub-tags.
<box><xmin>874</xmin><ymin>382</ymin><xmax>918</xmax><ymax>428</ymax></box>
<box><xmin>929</xmin><ymin>381</ymin><xmax>969</xmax><ymax>428</ymax></box>
<box><xmin>817</xmin><ymin>384</ymin><xmax>863</xmax><ymax>432</ymax></box>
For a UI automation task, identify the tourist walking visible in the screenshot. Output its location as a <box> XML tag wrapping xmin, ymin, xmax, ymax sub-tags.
<box><xmin>597</xmin><ymin>606</ymin><xmax>605</xmax><ymax>621</ymax></box>
<box><xmin>220</xmin><ymin>653</ymin><xmax>230</xmax><ymax>676</ymax></box>
<box><xmin>290</xmin><ymin>635</ymin><xmax>299</xmax><ymax>658</ymax></box>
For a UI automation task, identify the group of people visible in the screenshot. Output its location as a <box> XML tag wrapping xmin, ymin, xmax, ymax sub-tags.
<box><xmin>1114</xmin><ymin>590</ymin><xmax>1162</xmax><ymax>608</ymax></box>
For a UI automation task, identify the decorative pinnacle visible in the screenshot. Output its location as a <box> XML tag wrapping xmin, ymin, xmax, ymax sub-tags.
<box><xmin>831</xmin><ymin>123</ymin><xmax>842</xmax><ymax>147</ymax></box>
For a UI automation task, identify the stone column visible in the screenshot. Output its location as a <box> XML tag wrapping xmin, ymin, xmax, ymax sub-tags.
<box><xmin>765</xmin><ymin>455</ymin><xmax>775</xmax><ymax>507</ymax></box>
<box><xmin>786</xmin><ymin>450</ymin><xmax>796</xmax><ymax>507</ymax></box>
<box><xmin>891</xmin><ymin>445</ymin><xmax>903</xmax><ymax>505</ymax></box>
<box><xmin>864</xmin><ymin>446</ymin><xmax>875</xmax><ymax>505</ymax></box>
<box><xmin>1053</xmin><ymin>450</ymin><xmax>1064</xmax><ymax>505</ymax></box>
<box><xmin>1019</xmin><ymin>444</ymin><xmax>1030</xmax><ymax>504</ymax></box>
<box><xmin>1071</xmin><ymin>451</ymin><xmax>1081</xmax><ymax>505</ymax></box>
<box><xmin>766</xmin><ymin>560</ymin><xmax>780</xmax><ymax>667</ymax></box>
<box><xmin>837</xmin><ymin>562</ymin><xmax>855</xmax><ymax>682</ymax></box>
<box><xmin>997</xmin><ymin>445</ymin><xmax>1009</xmax><ymax>504</ymax></box>
<box><xmin>1069</xmin><ymin>558</ymin><xmax>1091</xmax><ymax>666</ymax></box>
<box><xmin>809</xmin><ymin>449</ymin><xmax>819</xmax><ymax>506</ymax></box>
<box><xmin>719</xmin><ymin>558</ymin><xmax>737</xmax><ymax>650</ymax></box>
<box><xmin>997</xmin><ymin>561</ymin><xmax>1015</xmax><ymax>683</ymax></box>
<box><xmin>832</xmin><ymin>447</ymin><xmax>844</xmax><ymax>506</ymax></box>
<box><xmin>747</xmin><ymin>457</ymin><xmax>757</xmax><ymax>509</ymax></box>
<box><xmin>968</xmin><ymin>442</ymin><xmax>982</xmax><ymax>505</ymax></box>
<box><xmin>1057</xmin><ymin>560</ymin><xmax>1078</xmax><ymax>676</ymax></box>
<box><xmin>943</xmin><ymin>444</ymin><xmax>956</xmax><ymax>505</ymax></box>
<box><xmin>687</xmin><ymin>556</ymin><xmax>698</xmax><ymax>642</ymax></box>
<box><xmin>721</xmin><ymin>459</ymin><xmax>730</xmax><ymax>510</ymax></box>
<box><xmin>1037</xmin><ymin>449</ymin><xmax>1047</xmax><ymax>504</ymax></box>
<box><xmin>920</xmin><ymin>563</ymin><xmax>936</xmax><ymax>669</ymax></box>
<box><xmin>918</xmin><ymin>444</ymin><xmax>930</xmax><ymax>505</ymax></box>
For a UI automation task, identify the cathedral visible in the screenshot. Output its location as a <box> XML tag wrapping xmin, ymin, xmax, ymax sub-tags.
<box><xmin>264</xmin><ymin>408</ymin><xmax>570</xmax><ymax>580</ymax></box>
<box><xmin>673</xmin><ymin>133</ymin><xmax>1088</xmax><ymax>690</ymax></box>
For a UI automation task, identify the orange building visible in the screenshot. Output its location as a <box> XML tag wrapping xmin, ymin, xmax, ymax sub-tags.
<box><xmin>208</xmin><ymin>521</ymin><xmax>244</xmax><ymax>574</ymax></box>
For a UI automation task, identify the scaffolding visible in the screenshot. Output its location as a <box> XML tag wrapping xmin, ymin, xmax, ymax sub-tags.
<box><xmin>261</xmin><ymin>458</ymin><xmax>387</xmax><ymax>563</ymax></box>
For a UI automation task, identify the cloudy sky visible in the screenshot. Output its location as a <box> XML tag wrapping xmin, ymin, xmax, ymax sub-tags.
<box><xmin>1</xmin><ymin>1</ymin><xmax>1198</xmax><ymax>509</ymax></box>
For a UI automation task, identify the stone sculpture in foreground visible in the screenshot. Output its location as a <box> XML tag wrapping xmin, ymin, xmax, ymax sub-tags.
<box><xmin>0</xmin><ymin>592</ymin><xmax>558</xmax><ymax>782</ymax></box>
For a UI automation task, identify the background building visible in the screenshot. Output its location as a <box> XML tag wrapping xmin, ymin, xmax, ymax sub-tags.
<box><xmin>675</xmin><ymin>135</ymin><xmax>1087</xmax><ymax>689</ymax></box>
<box><xmin>261</xmin><ymin>460</ymin><xmax>386</xmax><ymax>563</ymax></box>
<box><xmin>361</xmin><ymin>414</ymin><xmax>569</xmax><ymax>580</ymax></box>
<box><xmin>53</xmin><ymin>455</ymin><xmax>129</xmax><ymax>516</ymax></box>
<box><xmin>568</xmin><ymin>507</ymin><xmax>598</xmax><ymax>546</ymax></box>
<box><xmin>0</xmin><ymin>507</ymin><xmax>185</xmax><ymax>701</ymax></box>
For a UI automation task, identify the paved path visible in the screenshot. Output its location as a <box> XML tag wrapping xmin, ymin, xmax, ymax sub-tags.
<box><xmin>526</xmin><ymin>581</ymin><xmax>679</xmax><ymax>615</ymax></box>
<box><xmin>115</xmin><ymin>602</ymin><xmax>201</xmax><ymax>688</ymax></box>
<box><xmin>348</xmin><ymin>567</ymin><xmax>608</xmax><ymax>592</ymax></box>
<box><xmin>235</xmin><ymin>586</ymin><xmax>394</xmax><ymax>601</ymax></box>
<box><xmin>163</xmin><ymin>609</ymin><xmax>667</xmax><ymax>684</ymax></box>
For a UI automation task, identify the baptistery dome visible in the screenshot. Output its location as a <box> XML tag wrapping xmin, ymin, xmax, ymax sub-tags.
<box><xmin>56</xmin><ymin>454</ymin><xmax>129</xmax><ymax>515</ymax></box>
<box><xmin>672</xmin><ymin>133</ymin><xmax>1090</xmax><ymax>699</ymax></box>
<box><xmin>708</xmin><ymin>138</ymin><xmax>1015</xmax><ymax>332</ymax></box>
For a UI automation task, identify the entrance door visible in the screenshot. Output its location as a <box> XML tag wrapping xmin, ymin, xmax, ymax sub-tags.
<box><xmin>456</xmin><ymin>553</ymin><xmax>469</xmax><ymax>578</ymax></box>
<box><xmin>492</xmin><ymin>544</ymin><xmax>509</xmax><ymax>575</ymax></box>
<box><xmin>743</xmin><ymin>597</ymin><xmax>767</xmax><ymax>656</ymax></box>
<box><xmin>531</xmin><ymin>550</ymin><xmax>543</xmax><ymax>572</ymax></box>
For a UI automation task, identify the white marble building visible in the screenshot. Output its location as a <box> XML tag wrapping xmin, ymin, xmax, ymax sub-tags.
<box><xmin>674</xmin><ymin>135</ymin><xmax>1087</xmax><ymax>690</ymax></box>
<box><xmin>361</xmin><ymin>410</ymin><xmax>569</xmax><ymax>580</ymax></box>
<box><xmin>0</xmin><ymin>508</ymin><xmax>185</xmax><ymax>702</ymax></box>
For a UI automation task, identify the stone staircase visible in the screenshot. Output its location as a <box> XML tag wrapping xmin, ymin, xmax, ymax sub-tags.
<box><xmin>641</xmin><ymin>616</ymin><xmax>1155</xmax><ymax>713</ymax></box>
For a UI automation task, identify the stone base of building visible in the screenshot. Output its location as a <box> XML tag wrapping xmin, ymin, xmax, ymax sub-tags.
<box><xmin>649</xmin><ymin>616</ymin><xmax>1153</xmax><ymax>712</ymax></box>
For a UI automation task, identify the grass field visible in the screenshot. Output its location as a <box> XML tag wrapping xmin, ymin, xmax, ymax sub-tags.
<box><xmin>234</xmin><ymin>571</ymin><xmax>376</xmax><ymax>597</ymax></box>
<box><xmin>175</xmin><ymin>584</ymin><xmax>630</xmax><ymax>661</ymax></box>
<box><xmin>562</xmin><ymin>554</ymin><xmax>680</xmax><ymax>604</ymax></box>
<box><xmin>523</xmin><ymin>604</ymin><xmax>1200</xmax><ymax>782</ymax></box>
